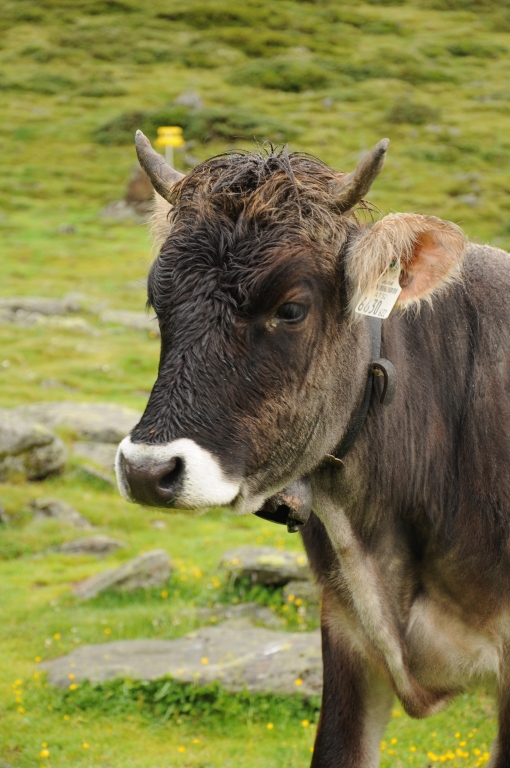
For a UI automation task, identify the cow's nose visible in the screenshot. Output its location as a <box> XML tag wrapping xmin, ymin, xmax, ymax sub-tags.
<box><xmin>121</xmin><ymin>453</ymin><xmax>184</xmax><ymax>507</ymax></box>
<box><xmin>115</xmin><ymin>436</ymin><xmax>242</xmax><ymax>509</ymax></box>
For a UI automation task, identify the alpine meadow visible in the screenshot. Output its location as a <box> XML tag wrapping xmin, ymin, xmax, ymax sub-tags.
<box><xmin>1</xmin><ymin>0</ymin><xmax>510</xmax><ymax>766</ymax></box>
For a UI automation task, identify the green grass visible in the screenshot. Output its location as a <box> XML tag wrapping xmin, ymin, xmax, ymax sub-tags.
<box><xmin>1</xmin><ymin>0</ymin><xmax>509</xmax><ymax>764</ymax></box>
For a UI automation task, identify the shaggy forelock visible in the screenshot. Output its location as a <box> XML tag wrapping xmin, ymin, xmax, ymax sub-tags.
<box><xmin>150</xmin><ymin>147</ymin><xmax>374</xmax><ymax>253</ymax></box>
<box><xmin>148</xmin><ymin>148</ymin><xmax>371</xmax><ymax>318</ymax></box>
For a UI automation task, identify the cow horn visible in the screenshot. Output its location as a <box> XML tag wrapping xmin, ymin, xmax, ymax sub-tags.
<box><xmin>135</xmin><ymin>130</ymin><xmax>185</xmax><ymax>201</ymax></box>
<box><xmin>333</xmin><ymin>138</ymin><xmax>389</xmax><ymax>213</ymax></box>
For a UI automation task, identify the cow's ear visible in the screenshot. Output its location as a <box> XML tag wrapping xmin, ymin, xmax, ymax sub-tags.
<box><xmin>347</xmin><ymin>213</ymin><xmax>466</xmax><ymax>312</ymax></box>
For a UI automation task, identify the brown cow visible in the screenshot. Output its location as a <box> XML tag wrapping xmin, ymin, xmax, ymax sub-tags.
<box><xmin>116</xmin><ymin>132</ymin><xmax>510</xmax><ymax>767</ymax></box>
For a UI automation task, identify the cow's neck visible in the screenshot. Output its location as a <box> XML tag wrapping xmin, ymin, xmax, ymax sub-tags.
<box><xmin>310</xmin><ymin>298</ymin><xmax>476</xmax><ymax>716</ymax></box>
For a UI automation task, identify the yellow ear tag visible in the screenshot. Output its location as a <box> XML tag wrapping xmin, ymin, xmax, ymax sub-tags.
<box><xmin>355</xmin><ymin>263</ymin><xmax>402</xmax><ymax>319</ymax></box>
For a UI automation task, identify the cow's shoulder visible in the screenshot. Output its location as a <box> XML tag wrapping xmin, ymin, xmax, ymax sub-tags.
<box><xmin>463</xmin><ymin>241</ymin><xmax>510</xmax><ymax>293</ymax></box>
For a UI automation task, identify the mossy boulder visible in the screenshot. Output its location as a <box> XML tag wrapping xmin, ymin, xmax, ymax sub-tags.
<box><xmin>220</xmin><ymin>546</ymin><xmax>311</xmax><ymax>586</ymax></box>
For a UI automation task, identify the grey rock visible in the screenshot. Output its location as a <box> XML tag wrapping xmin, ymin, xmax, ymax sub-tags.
<box><xmin>60</xmin><ymin>535</ymin><xmax>125</xmax><ymax>555</ymax></box>
<box><xmin>79</xmin><ymin>464</ymin><xmax>115</xmax><ymax>486</ymax></box>
<box><xmin>425</xmin><ymin>123</ymin><xmax>443</xmax><ymax>134</ymax></box>
<box><xmin>99</xmin><ymin>200</ymin><xmax>150</xmax><ymax>223</ymax></box>
<box><xmin>32</xmin><ymin>498</ymin><xmax>92</xmax><ymax>529</ymax></box>
<box><xmin>220</xmin><ymin>546</ymin><xmax>311</xmax><ymax>586</ymax></box>
<box><xmin>73</xmin><ymin>441</ymin><xmax>118</xmax><ymax>471</ymax></box>
<box><xmin>0</xmin><ymin>309</ymin><xmax>97</xmax><ymax>334</ymax></box>
<box><xmin>0</xmin><ymin>411</ymin><xmax>53</xmax><ymax>457</ymax></box>
<box><xmin>43</xmin><ymin>621</ymin><xmax>322</xmax><ymax>696</ymax></box>
<box><xmin>74</xmin><ymin>549</ymin><xmax>172</xmax><ymax>599</ymax></box>
<box><xmin>40</xmin><ymin>378</ymin><xmax>79</xmax><ymax>391</ymax></box>
<box><xmin>454</xmin><ymin>172</ymin><xmax>483</xmax><ymax>183</ymax></box>
<box><xmin>12</xmin><ymin>402</ymin><xmax>141</xmax><ymax>443</ymax></box>
<box><xmin>174</xmin><ymin>91</ymin><xmax>203</xmax><ymax>110</ymax></box>
<box><xmin>56</xmin><ymin>224</ymin><xmax>76</xmax><ymax>234</ymax></box>
<box><xmin>197</xmin><ymin>602</ymin><xmax>284</xmax><ymax>630</ymax></box>
<box><xmin>457</xmin><ymin>193</ymin><xmax>480</xmax><ymax>207</ymax></box>
<box><xmin>100</xmin><ymin>310</ymin><xmax>159</xmax><ymax>336</ymax></box>
<box><xmin>283</xmin><ymin>580</ymin><xmax>320</xmax><ymax>605</ymax></box>
<box><xmin>0</xmin><ymin>411</ymin><xmax>67</xmax><ymax>481</ymax></box>
<box><xmin>0</xmin><ymin>296</ymin><xmax>81</xmax><ymax>315</ymax></box>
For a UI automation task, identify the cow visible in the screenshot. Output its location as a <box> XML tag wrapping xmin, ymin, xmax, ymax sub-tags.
<box><xmin>116</xmin><ymin>130</ymin><xmax>510</xmax><ymax>767</ymax></box>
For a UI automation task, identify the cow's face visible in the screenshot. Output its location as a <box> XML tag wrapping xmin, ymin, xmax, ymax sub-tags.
<box><xmin>116</xmin><ymin>137</ymin><xmax>465</xmax><ymax>513</ymax></box>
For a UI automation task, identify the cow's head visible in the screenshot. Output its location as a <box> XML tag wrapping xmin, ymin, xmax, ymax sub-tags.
<box><xmin>116</xmin><ymin>133</ymin><xmax>465</xmax><ymax>513</ymax></box>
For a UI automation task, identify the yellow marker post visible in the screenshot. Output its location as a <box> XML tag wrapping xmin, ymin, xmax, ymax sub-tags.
<box><xmin>154</xmin><ymin>126</ymin><xmax>185</xmax><ymax>168</ymax></box>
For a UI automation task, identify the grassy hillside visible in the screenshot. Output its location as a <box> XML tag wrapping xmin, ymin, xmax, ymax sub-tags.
<box><xmin>1</xmin><ymin>0</ymin><xmax>509</xmax><ymax>765</ymax></box>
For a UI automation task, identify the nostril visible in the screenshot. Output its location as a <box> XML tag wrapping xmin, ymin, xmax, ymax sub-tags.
<box><xmin>158</xmin><ymin>457</ymin><xmax>183</xmax><ymax>493</ymax></box>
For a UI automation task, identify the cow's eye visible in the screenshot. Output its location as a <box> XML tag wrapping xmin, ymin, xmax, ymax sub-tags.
<box><xmin>275</xmin><ymin>303</ymin><xmax>309</xmax><ymax>323</ymax></box>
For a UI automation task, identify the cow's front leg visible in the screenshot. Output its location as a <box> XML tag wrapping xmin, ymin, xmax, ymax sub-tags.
<box><xmin>311</xmin><ymin>587</ymin><xmax>394</xmax><ymax>768</ymax></box>
<box><xmin>488</xmin><ymin>682</ymin><xmax>510</xmax><ymax>768</ymax></box>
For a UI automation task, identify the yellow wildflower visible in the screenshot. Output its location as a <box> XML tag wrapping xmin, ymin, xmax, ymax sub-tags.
<box><xmin>267</xmin><ymin>723</ymin><xmax>274</xmax><ymax>730</ymax></box>
<box><xmin>295</xmin><ymin>678</ymin><xmax>303</xmax><ymax>686</ymax></box>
